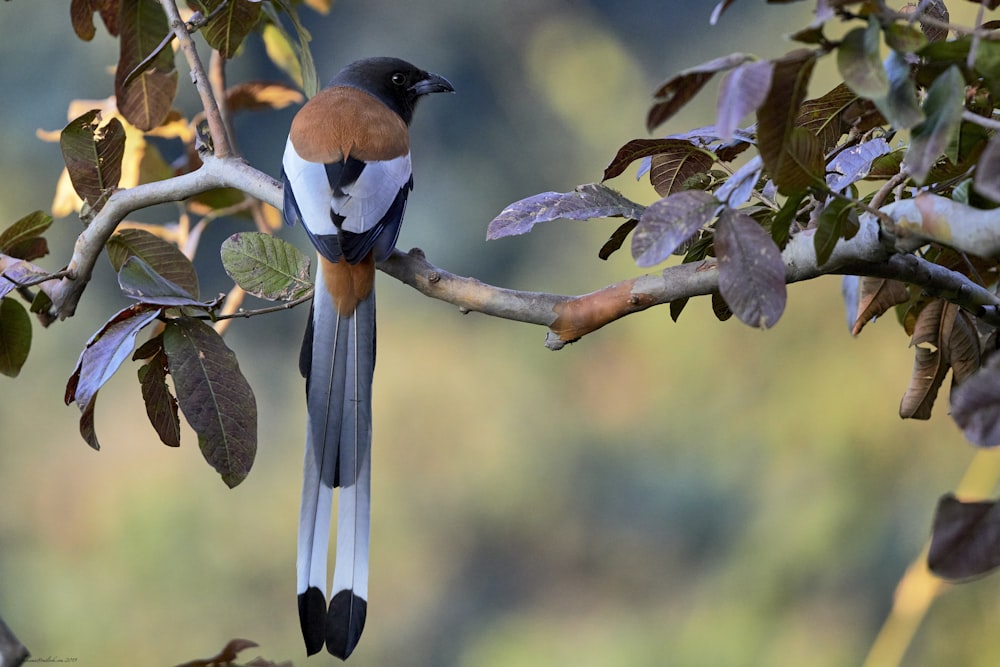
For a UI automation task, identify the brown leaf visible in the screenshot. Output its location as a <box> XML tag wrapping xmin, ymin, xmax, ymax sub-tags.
<box><xmin>647</xmin><ymin>53</ymin><xmax>753</xmax><ymax>132</ymax></box>
<box><xmin>929</xmin><ymin>494</ymin><xmax>1000</xmax><ymax>580</ymax></box>
<box><xmin>648</xmin><ymin>144</ymin><xmax>716</xmax><ymax>196</ymax></box>
<box><xmin>70</xmin><ymin>0</ymin><xmax>119</xmax><ymax>40</ymax></box>
<box><xmin>60</xmin><ymin>109</ymin><xmax>126</xmax><ymax>212</ymax></box>
<box><xmin>900</xmin><ymin>299</ymin><xmax>952</xmax><ymax>419</ymax></box>
<box><xmin>851</xmin><ymin>278</ymin><xmax>909</xmax><ymax>335</ymax></box>
<box><xmin>949</xmin><ymin>309</ymin><xmax>982</xmax><ymax>386</ymax></box>
<box><xmin>756</xmin><ymin>49</ymin><xmax>819</xmax><ymax>195</ymax></box>
<box><xmin>115</xmin><ymin>0</ymin><xmax>178</xmax><ymax>131</ymax></box>
<box><xmin>226</xmin><ymin>81</ymin><xmax>305</xmax><ymax>113</ymax></box>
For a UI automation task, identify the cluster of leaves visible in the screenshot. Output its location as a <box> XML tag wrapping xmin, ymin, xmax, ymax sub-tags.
<box><xmin>0</xmin><ymin>0</ymin><xmax>325</xmax><ymax>487</ymax></box>
<box><xmin>489</xmin><ymin>0</ymin><xmax>1000</xmax><ymax>580</ymax></box>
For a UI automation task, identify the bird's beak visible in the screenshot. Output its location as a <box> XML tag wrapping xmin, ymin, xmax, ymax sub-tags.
<box><xmin>411</xmin><ymin>72</ymin><xmax>455</xmax><ymax>96</ymax></box>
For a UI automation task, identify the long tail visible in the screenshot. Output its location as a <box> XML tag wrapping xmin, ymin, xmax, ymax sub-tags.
<box><xmin>297</xmin><ymin>266</ymin><xmax>374</xmax><ymax>660</ymax></box>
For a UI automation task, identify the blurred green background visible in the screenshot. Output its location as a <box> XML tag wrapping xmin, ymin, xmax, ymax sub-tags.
<box><xmin>3</xmin><ymin>1</ymin><xmax>1000</xmax><ymax>665</ymax></box>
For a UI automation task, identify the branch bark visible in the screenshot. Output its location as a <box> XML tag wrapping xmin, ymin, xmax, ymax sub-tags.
<box><xmin>0</xmin><ymin>614</ymin><xmax>29</xmax><ymax>667</ymax></box>
<box><xmin>7</xmin><ymin>153</ymin><xmax>999</xmax><ymax>347</ymax></box>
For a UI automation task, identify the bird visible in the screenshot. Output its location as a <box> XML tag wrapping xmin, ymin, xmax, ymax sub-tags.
<box><xmin>280</xmin><ymin>57</ymin><xmax>454</xmax><ymax>659</ymax></box>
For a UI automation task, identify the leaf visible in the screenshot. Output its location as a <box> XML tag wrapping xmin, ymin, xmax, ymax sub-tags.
<box><xmin>756</xmin><ymin>49</ymin><xmax>819</xmax><ymax>195</ymax></box>
<box><xmin>174</xmin><ymin>638</ymin><xmax>262</xmax><ymax>667</ymax></box>
<box><xmin>973</xmin><ymin>39</ymin><xmax>1000</xmax><ymax>99</ymax></box>
<box><xmin>952</xmin><ymin>354</ymin><xmax>1000</xmax><ymax>447</ymax></box>
<box><xmin>907</xmin><ymin>66</ymin><xmax>965</xmax><ymax>185</ymax></box>
<box><xmin>916</xmin><ymin>0</ymin><xmax>950</xmax><ymax>42</ymax></box>
<box><xmin>929</xmin><ymin>494</ymin><xmax>1000</xmax><ymax>580</ymax></box>
<box><xmin>949</xmin><ymin>309</ymin><xmax>981</xmax><ymax>387</ymax></box>
<box><xmin>814</xmin><ymin>196</ymin><xmax>860</xmax><ymax>266</ymax></box>
<box><xmin>136</xmin><ymin>336</ymin><xmax>181</xmax><ymax>448</ymax></box>
<box><xmin>262</xmin><ymin>0</ymin><xmax>318</xmax><ymax>97</ymax></box>
<box><xmin>714</xmin><ymin>207</ymin><xmax>787</xmax><ymax>328</ymax></box>
<box><xmin>884</xmin><ymin>21</ymin><xmax>928</xmax><ymax>53</ymax></box>
<box><xmin>838</xmin><ymin>18</ymin><xmax>889</xmax><ymax>100</ymax></box>
<box><xmin>487</xmin><ymin>184</ymin><xmax>644</xmax><ymax>240</ymax></box>
<box><xmin>648</xmin><ymin>144</ymin><xmax>716</xmax><ymax>197</ymax></box>
<box><xmin>716</xmin><ymin>60</ymin><xmax>773</xmax><ymax>141</ymax></box>
<box><xmin>851</xmin><ymin>278</ymin><xmax>909</xmax><ymax>336</ymax></box>
<box><xmin>188</xmin><ymin>0</ymin><xmax>262</xmax><ymax>58</ymax></box>
<box><xmin>631</xmin><ymin>190</ymin><xmax>720</xmax><ymax>268</ymax></box>
<box><xmin>875</xmin><ymin>49</ymin><xmax>925</xmax><ymax>130</ymax></box>
<box><xmin>220</xmin><ymin>232</ymin><xmax>312</xmax><ymax>301</ymax></box>
<box><xmin>0</xmin><ymin>297</ymin><xmax>31</xmax><ymax>378</ymax></box>
<box><xmin>900</xmin><ymin>299</ymin><xmax>951</xmax><ymax>420</ymax></box>
<box><xmin>163</xmin><ymin>317</ymin><xmax>257</xmax><ymax>487</ymax></box>
<box><xmin>826</xmin><ymin>137</ymin><xmax>892</xmax><ymax>192</ymax></box>
<box><xmin>115</xmin><ymin>0</ymin><xmax>178</xmax><ymax>131</ymax></box>
<box><xmin>71</xmin><ymin>0</ymin><xmax>120</xmax><ymax>40</ymax></box>
<box><xmin>974</xmin><ymin>133</ymin><xmax>1000</xmax><ymax>202</ymax></box>
<box><xmin>598</xmin><ymin>220</ymin><xmax>638</xmax><ymax>260</ymax></box>
<box><xmin>716</xmin><ymin>155</ymin><xmax>763</xmax><ymax>208</ymax></box>
<box><xmin>65</xmin><ymin>304</ymin><xmax>162</xmax><ymax>449</ymax></box>
<box><xmin>0</xmin><ymin>210</ymin><xmax>52</xmax><ymax>260</ymax></box>
<box><xmin>108</xmin><ymin>228</ymin><xmax>200</xmax><ymax>297</ymax></box>
<box><xmin>603</xmin><ymin>139</ymin><xmax>708</xmax><ymax>182</ymax></box>
<box><xmin>118</xmin><ymin>256</ymin><xmax>208</xmax><ymax>308</ymax></box>
<box><xmin>647</xmin><ymin>53</ymin><xmax>753</xmax><ymax>132</ymax></box>
<box><xmin>226</xmin><ymin>81</ymin><xmax>305</xmax><ymax>113</ymax></box>
<box><xmin>60</xmin><ymin>109</ymin><xmax>125</xmax><ymax>211</ymax></box>
<box><xmin>796</xmin><ymin>83</ymin><xmax>879</xmax><ymax>153</ymax></box>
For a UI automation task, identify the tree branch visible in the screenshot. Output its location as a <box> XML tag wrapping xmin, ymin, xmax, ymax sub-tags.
<box><xmin>0</xmin><ymin>614</ymin><xmax>29</xmax><ymax>667</ymax></box>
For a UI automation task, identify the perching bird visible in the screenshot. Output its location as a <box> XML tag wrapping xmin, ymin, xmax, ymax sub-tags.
<box><xmin>281</xmin><ymin>57</ymin><xmax>453</xmax><ymax>659</ymax></box>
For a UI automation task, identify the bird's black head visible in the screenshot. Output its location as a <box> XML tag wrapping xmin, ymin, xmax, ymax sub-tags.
<box><xmin>330</xmin><ymin>57</ymin><xmax>455</xmax><ymax>125</ymax></box>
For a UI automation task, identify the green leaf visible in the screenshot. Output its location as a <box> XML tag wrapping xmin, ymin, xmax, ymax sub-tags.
<box><xmin>263</xmin><ymin>0</ymin><xmax>318</xmax><ymax>97</ymax></box>
<box><xmin>187</xmin><ymin>0</ymin><xmax>262</xmax><ymax>58</ymax></box>
<box><xmin>0</xmin><ymin>297</ymin><xmax>31</xmax><ymax>378</ymax></box>
<box><xmin>838</xmin><ymin>18</ymin><xmax>889</xmax><ymax>100</ymax></box>
<box><xmin>135</xmin><ymin>335</ymin><xmax>181</xmax><ymax>448</ymax></box>
<box><xmin>107</xmin><ymin>228</ymin><xmax>200</xmax><ymax>298</ymax></box>
<box><xmin>813</xmin><ymin>197</ymin><xmax>860</xmax><ymax>266</ymax></box>
<box><xmin>0</xmin><ymin>211</ymin><xmax>53</xmax><ymax>258</ymax></box>
<box><xmin>874</xmin><ymin>50</ymin><xmax>924</xmax><ymax>130</ymax></box>
<box><xmin>974</xmin><ymin>39</ymin><xmax>1000</xmax><ymax>99</ymax></box>
<box><xmin>884</xmin><ymin>22</ymin><xmax>928</xmax><ymax>53</ymax></box>
<box><xmin>714</xmin><ymin>208</ymin><xmax>786</xmax><ymax>328</ymax></box>
<box><xmin>115</xmin><ymin>0</ymin><xmax>178</xmax><ymax>130</ymax></box>
<box><xmin>60</xmin><ymin>109</ymin><xmax>126</xmax><ymax>211</ymax></box>
<box><xmin>163</xmin><ymin>317</ymin><xmax>257</xmax><ymax>487</ymax></box>
<box><xmin>65</xmin><ymin>304</ymin><xmax>162</xmax><ymax>449</ymax></box>
<box><xmin>220</xmin><ymin>232</ymin><xmax>312</xmax><ymax>301</ymax></box>
<box><xmin>907</xmin><ymin>66</ymin><xmax>965</xmax><ymax>185</ymax></box>
<box><xmin>631</xmin><ymin>190</ymin><xmax>720</xmax><ymax>268</ymax></box>
<box><xmin>487</xmin><ymin>184</ymin><xmax>645</xmax><ymax>240</ymax></box>
<box><xmin>118</xmin><ymin>256</ymin><xmax>208</xmax><ymax>308</ymax></box>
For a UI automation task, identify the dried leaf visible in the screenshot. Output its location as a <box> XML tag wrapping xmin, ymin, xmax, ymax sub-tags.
<box><xmin>163</xmin><ymin>317</ymin><xmax>257</xmax><ymax>488</ymax></box>
<box><xmin>714</xmin><ymin>207</ymin><xmax>787</xmax><ymax>328</ymax></box>
<box><xmin>851</xmin><ymin>277</ymin><xmax>909</xmax><ymax>335</ymax></box>
<box><xmin>227</xmin><ymin>81</ymin><xmax>305</xmax><ymax>113</ymax></box>
<box><xmin>929</xmin><ymin>494</ymin><xmax>1000</xmax><ymax>580</ymax></box>
<box><xmin>487</xmin><ymin>184</ymin><xmax>644</xmax><ymax>240</ymax></box>
<box><xmin>900</xmin><ymin>299</ymin><xmax>951</xmax><ymax>419</ymax></box>
<box><xmin>631</xmin><ymin>190</ymin><xmax>720</xmax><ymax>268</ymax></box>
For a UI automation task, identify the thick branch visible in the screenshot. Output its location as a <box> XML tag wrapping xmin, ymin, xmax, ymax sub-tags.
<box><xmin>0</xmin><ymin>614</ymin><xmax>29</xmax><ymax>667</ymax></box>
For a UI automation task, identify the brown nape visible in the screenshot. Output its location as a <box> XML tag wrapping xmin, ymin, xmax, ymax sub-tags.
<box><xmin>289</xmin><ymin>87</ymin><xmax>410</xmax><ymax>163</ymax></box>
<box><xmin>321</xmin><ymin>253</ymin><xmax>376</xmax><ymax>316</ymax></box>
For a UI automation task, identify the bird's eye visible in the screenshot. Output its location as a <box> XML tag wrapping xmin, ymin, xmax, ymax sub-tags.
<box><xmin>391</xmin><ymin>72</ymin><xmax>407</xmax><ymax>86</ymax></box>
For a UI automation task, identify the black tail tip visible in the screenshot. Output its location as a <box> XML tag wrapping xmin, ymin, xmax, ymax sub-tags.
<box><xmin>298</xmin><ymin>587</ymin><xmax>328</xmax><ymax>656</ymax></box>
<box><xmin>326</xmin><ymin>590</ymin><xmax>368</xmax><ymax>659</ymax></box>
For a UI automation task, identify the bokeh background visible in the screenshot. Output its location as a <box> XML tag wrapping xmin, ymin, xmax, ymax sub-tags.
<box><xmin>3</xmin><ymin>1</ymin><xmax>1000</xmax><ymax>665</ymax></box>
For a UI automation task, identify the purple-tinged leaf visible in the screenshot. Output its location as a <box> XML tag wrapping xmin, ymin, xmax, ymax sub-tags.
<box><xmin>875</xmin><ymin>50</ymin><xmax>924</xmax><ymax>130</ymax></box>
<box><xmin>65</xmin><ymin>304</ymin><xmax>162</xmax><ymax>449</ymax></box>
<box><xmin>136</xmin><ymin>335</ymin><xmax>181</xmax><ymax>448</ymax></box>
<box><xmin>714</xmin><ymin>208</ymin><xmax>786</xmax><ymax>328</ymax></box>
<box><xmin>929</xmin><ymin>494</ymin><xmax>1000</xmax><ymax>580</ymax></box>
<box><xmin>907</xmin><ymin>66</ymin><xmax>964</xmax><ymax>184</ymax></box>
<box><xmin>118</xmin><ymin>256</ymin><xmax>209</xmax><ymax>308</ymax></box>
<box><xmin>716</xmin><ymin>155</ymin><xmax>763</xmax><ymax>207</ymax></box>
<box><xmin>827</xmin><ymin>137</ymin><xmax>891</xmax><ymax>192</ymax></box>
<box><xmin>0</xmin><ymin>297</ymin><xmax>31</xmax><ymax>378</ymax></box>
<box><xmin>108</xmin><ymin>229</ymin><xmax>200</xmax><ymax>298</ymax></box>
<box><xmin>647</xmin><ymin>53</ymin><xmax>754</xmax><ymax>132</ymax></box>
<box><xmin>952</xmin><ymin>353</ymin><xmax>1000</xmax><ymax>447</ymax></box>
<box><xmin>716</xmin><ymin>60</ymin><xmax>773</xmax><ymax>141</ymax></box>
<box><xmin>487</xmin><ymin>184</ymin><xmax>644</xmax><ymax>240</ymax></box>
<box><xmin>631</xmin><ymin>190</ymin><xmax>720</xmax><ymax>268</ymax></box>
<box><xmin>163</xmin><ymin>317</ymin><xmax>257</xmax><ymax>487</ymax></box>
